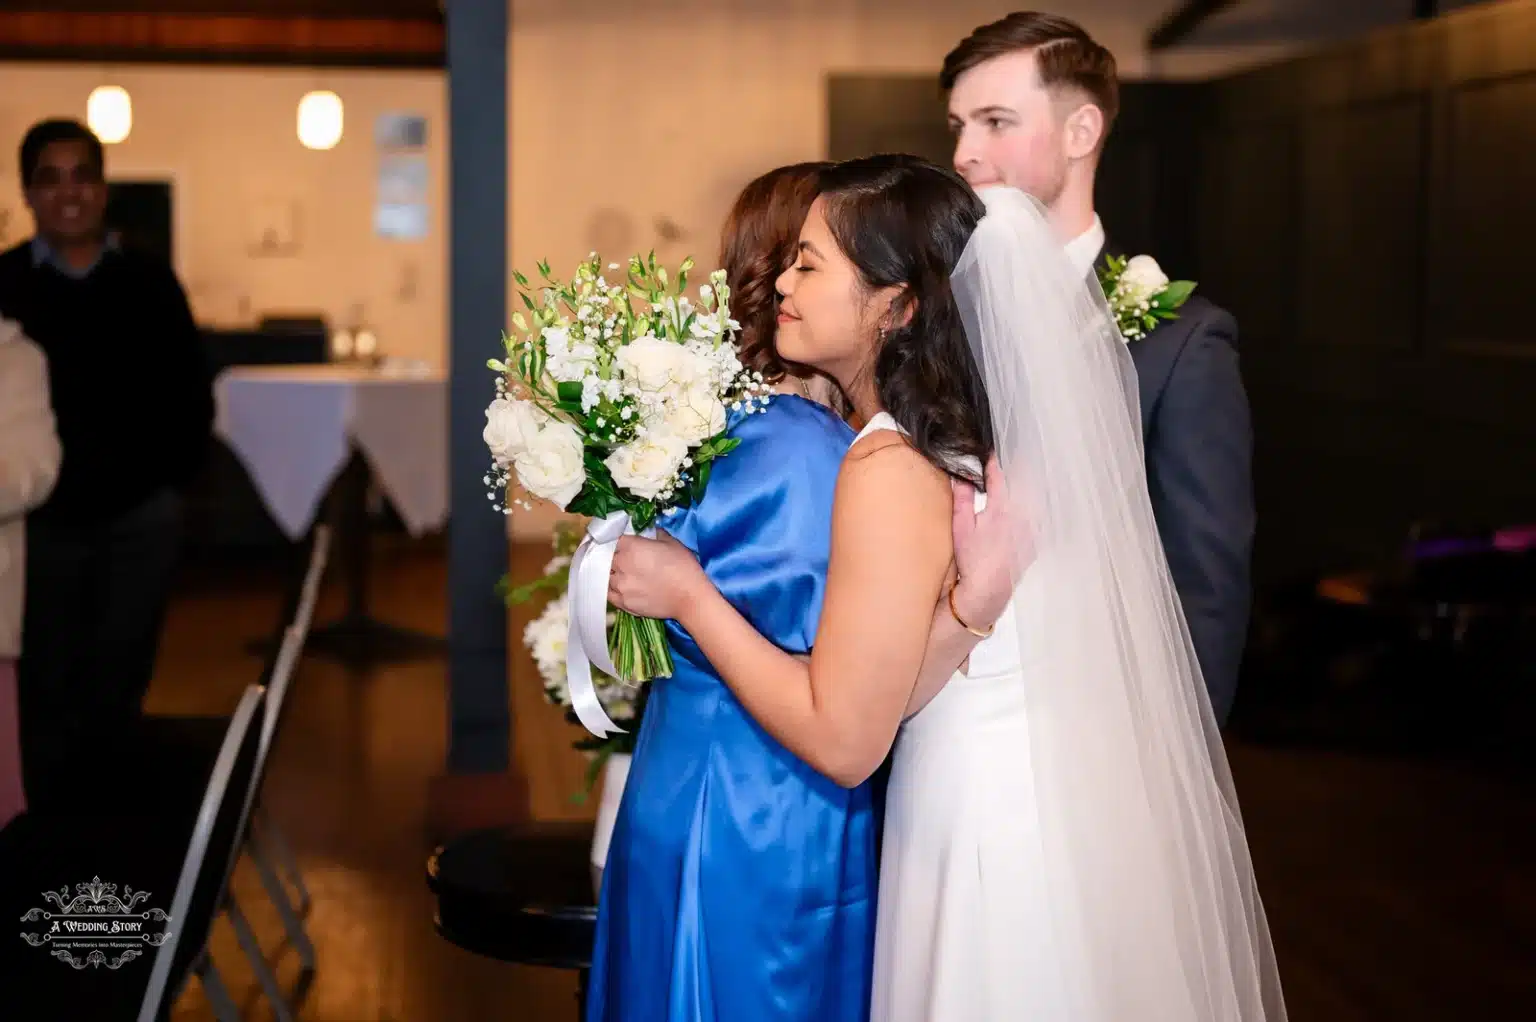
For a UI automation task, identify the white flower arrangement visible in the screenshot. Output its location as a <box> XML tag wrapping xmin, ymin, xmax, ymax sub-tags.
<box><xmin>484</xmin><ymin>251</ymin><xmax>771</xmax><ymax>683</ymax></box>
<box><xmin>1097</xmin><ymin>253</ymin><xmax>1197</xmax><ymax>342</ymax></box>
<box><xmin>500</xmin><ymin>524</ymin><xmax>646</xmax><ymax>794</ymax></box>
<box><xmin>524</xmin><ymin>597</ymin><xmax>637</xmax><ymax>731</ymax></box>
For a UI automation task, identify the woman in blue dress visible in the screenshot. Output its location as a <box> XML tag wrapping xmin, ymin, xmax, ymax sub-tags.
<box><xmin>585</xmin><ymin>162</ymin><xmax>877</xmax><ymax>1022</ymax></box>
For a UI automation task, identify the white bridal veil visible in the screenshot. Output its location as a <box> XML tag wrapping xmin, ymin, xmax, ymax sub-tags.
<box><xmin>952</xmin><ymin>186</ymin><xmax>1287</xmax><ymax>1020</ymax></box>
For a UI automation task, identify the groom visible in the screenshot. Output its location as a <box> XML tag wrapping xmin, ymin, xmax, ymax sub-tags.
<box><xmin>942</xmin><ymin>12</ymin><xmax>1254</xmax><ymax>724</ymax></box>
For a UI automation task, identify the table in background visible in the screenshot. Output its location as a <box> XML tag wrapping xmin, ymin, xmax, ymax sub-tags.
<box><xmin>215</xmin><ymin>363</ymin><xmax>448</xmax><ymax>668</ymax></box>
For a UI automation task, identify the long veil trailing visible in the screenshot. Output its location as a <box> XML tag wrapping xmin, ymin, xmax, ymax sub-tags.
<box><xmin>952</xmin><ymin>186</ymin><xmax>1286</xmax><ymax>1020</ymax></box>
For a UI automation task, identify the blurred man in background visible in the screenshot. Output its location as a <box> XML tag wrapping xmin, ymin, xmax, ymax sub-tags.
<box><xmin>0</xmin><ymin>119</ymin><xmax>213</xmax><ymax>798</ymax></box>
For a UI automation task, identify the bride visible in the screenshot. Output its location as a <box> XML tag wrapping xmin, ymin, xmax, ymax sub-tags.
<box><xmin>607</xmin><ymin>153</ymin><xmax>1286</xmax><ymax>1020</ymax></box>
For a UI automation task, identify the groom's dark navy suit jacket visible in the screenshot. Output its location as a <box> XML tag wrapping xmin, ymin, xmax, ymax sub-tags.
<box><xmin>1098</xmin><ymin>241</ymin><xmax>1254</xmax><ymax>724</ymax></box>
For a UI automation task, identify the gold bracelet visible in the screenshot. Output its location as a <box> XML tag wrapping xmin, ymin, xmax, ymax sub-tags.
<box><xmin>947</xmin><ymin>578</ymin><xmax>994</xmax><ymax>638</ymax></box>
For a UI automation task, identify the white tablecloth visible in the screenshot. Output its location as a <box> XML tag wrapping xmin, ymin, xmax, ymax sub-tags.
<box><xmin>214</xmin><ymin>364</ymin><xmax>448</xmax><ymax>541</ymax></box>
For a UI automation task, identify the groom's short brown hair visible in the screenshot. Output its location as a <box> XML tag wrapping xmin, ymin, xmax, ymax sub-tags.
<box><xmin>940</xmin><ymin>12</ymin><xmax>1119</xmax><ymax>132</ymax></box>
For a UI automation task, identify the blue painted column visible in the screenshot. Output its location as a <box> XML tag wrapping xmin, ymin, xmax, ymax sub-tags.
<box><xmin>445</xmin><ymin>0</ymin><xmax>511</xmax><ymax>775</ymax></box>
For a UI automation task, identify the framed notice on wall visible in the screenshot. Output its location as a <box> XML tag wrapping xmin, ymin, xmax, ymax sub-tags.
<box><xmin>375</xmin><ymin>112</ymin><xmax>429</xmax><ymax>240</ymax></box>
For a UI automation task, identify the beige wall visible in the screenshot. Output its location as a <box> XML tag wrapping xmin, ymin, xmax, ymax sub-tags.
<box><xmin>506</xmin><ymin>0</ymin><xmax>1174</xmax><ymax>292</ymax></box>
<box><xmin>0</xmin><ymin>64</ymin><xmax>448</xmax><ymax>369</ymax></box>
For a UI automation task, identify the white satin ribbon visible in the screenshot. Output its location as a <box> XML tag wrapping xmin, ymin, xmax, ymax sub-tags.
<box><xmin>565</xmin><ymin>510</ymin><xmax>633</xmax><ymax>738</ymax></box>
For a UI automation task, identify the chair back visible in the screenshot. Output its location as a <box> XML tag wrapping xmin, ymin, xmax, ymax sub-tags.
<box><xmin>137</xmin><ymin>684</ymin><xmax>266</xmax><ymax>1022</ymax></box>
<box><xmin>259</xmin><ymin>524</ymin><xmax>329</xmax><ymax>761</ymax></box>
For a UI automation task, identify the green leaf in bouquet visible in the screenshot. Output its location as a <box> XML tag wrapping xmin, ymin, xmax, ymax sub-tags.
<box><xmin>537</xmin><ymin>259</ymin><xmax>553</xmax><ymax>281</ymax></box>
<box><xmin>556</xmin><ymin>381</ymin><xmax>583</xmax><ymax>405</ymax></box>
<box><xmin>688</xmin><ymin>459</ymin><xmax>713</xmax><ymax>503</ymax></box>
<box><xmin>513</xmin><ymin>269</ymin><xmax>530</xmax><ymax>289</ymax></box>
<box><xmin>567</xmin><ymin>454</ymin><xmax>626</xmax><ymax>520</ymax></box>
<box><xmin>1158</xmin><ymin>280</ymin><xmax>1197</xmax><ymax>308</ymax></box>
<box><xmin>631</xmin><ymin>502</ymin><xmax>658</xmax><ymax>533</ymax></box>
<box><xmin>713</xmin><ymin>436</ymin><xmax>742</xmax><ymax>459</ymax></box>
<box><xmin>501</xmin><ymin>569</ymin><xmax>570</xmax><ymax>606</ymax></box>
<box><xmin>520</xmin><ymin>292</ymin><xmax>537</xmax><ymax>312</ymax></box>
<box><xmin>656</xmin><ymin>266</ymin><xmax>669</xmax><ymax>289</ymax></box>
<box><xmin>512</xmin><ymin>312</ymin><xmax>529</xmax><ymax>333</ymax></box>
<box><xmin>572</xmin><ymin>749</ymin><xmax>609</xmax><ymax>803</ymax></box>
<box><xmin>580</xmin><ymin>450</ymin><xmax>619</xmax><ymax>490</ymax></box>
<box><xmin>567</xmin><ymin>487</ymin><xmax>621</xmax><ymax>521</ymax></box>
<box><xmin>486</xmin><ymin>358</ymin><xmax>509</xmax><ymax>373</ymax></box>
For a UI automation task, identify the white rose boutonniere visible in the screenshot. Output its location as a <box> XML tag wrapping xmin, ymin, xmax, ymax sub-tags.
<box><xmin>1097</xmin><ymin>253</ymin><xmax>1197</xmax><ymax>342</ymax></box>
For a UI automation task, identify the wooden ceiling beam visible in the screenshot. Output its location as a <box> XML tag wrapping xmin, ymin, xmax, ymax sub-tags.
<box><xmin>0</xmin><ymin>11</ymin><xmax>444</xmax><ymax>68</ymax></box>
<box><xmin>1147</xmin><ymin>0</ymin><xmax>1241</xmax><ymax>53</ymax></box>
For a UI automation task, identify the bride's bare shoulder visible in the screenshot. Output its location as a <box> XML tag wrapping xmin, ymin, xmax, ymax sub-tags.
<box><xmin>837</xmin><ymin>428</ymin><xmax>951</xmax><ymax>521</ymax></box>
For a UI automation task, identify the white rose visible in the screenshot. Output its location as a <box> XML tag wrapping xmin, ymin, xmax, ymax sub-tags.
<box><xmin>605</xmin><ymin>428</ymin><xmax>689</xmax><ymax>501</ymax></box>
<box><xmin>1120</xmin><ymin>255</ymin><xmax>1169</xmax><ymax>296</ymax></box>
<box><xmin>615</xmin><ymin>335</ymin><xmax>697</xmax><ymax>394</ymax></box>
<box><xmin>512</xmin><ymin>420</ymin><xmax>587</xmax><ymax>509</ymax></box>
<box><xmin>483</xmin><ymin>397</ymin><xmax>546</xmax><ymax>466</ymax></box>
<box><xmin>664</xmin><ymin>386</ymin><xmax>727</xmax><ymax>445</ymax></box>
<box><xmin>524</xmin><ymin>596</ymin><xmax>570</xmax><ymax>691</ymax></box>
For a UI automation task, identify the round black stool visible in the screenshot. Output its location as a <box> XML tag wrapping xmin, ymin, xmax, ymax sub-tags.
<box><xmin>427</xmin><ymin>820</ymin><xmax>598</xmax><ymax>1017</ymax></box>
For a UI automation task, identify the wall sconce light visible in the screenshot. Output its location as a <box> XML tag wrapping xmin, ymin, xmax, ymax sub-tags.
<box><xmin>297</xmin><ymin>90</ymin><xmax>344</xmax><ymax>151</ymax></box>
<box><xmin>87</xmin><ymin>85</ymin><xmax>132</xmax><ymax>144</ymax></box>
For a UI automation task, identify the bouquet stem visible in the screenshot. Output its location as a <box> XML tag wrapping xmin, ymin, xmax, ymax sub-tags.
<box><xmin>610</xmin><ymin>609</ymin><xmax>674</xmax><ymax>684</ymax></box>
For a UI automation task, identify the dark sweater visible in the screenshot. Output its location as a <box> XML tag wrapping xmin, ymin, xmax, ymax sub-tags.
<box><xmin>0</xmin><ymin>241</ymin><xmax>214</xmax><ymax>526</ymax></box>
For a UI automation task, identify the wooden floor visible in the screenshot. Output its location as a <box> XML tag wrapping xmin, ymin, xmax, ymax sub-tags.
<box><xmin>150</xmin><ymin>538</ymin><xmax>1531</xmax><ymax>1021</ymax></box>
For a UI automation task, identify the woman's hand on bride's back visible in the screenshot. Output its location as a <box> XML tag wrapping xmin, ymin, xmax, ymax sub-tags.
<box><xmin>950</xmin><ymin>455</ymin><xmax>1033</xmax><ymax>630</ymax></box>
<box><xmin>608</xmin><ymin>531</ymin><xmax>708</xmax><ymax>621</ymax></box>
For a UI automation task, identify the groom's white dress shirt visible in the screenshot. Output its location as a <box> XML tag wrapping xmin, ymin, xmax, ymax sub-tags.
<box><xmin>1064</xmin><ymin>215</ymin><xmax>1106</xmax><ymax>278</ymax></box>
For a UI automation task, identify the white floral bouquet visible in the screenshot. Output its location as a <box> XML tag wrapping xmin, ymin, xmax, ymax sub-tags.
<box><xmin>484</xmin><ymin>251</ymin><xmax>771</xmax><ymax>685</ymax></box>
<box><xmin>1097</xmin><ymin>253</ymin><xmax>1196</xmax><ymax>342</ymax></box>
<box><xmin>501</xmin><ymin>524</ymin><xmax>644</xmax><ymax>793</ymax></box>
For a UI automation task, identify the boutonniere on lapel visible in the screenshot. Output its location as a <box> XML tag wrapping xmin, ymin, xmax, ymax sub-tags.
<box><xmin>1097</xmin><ymin>254</ymin><xmax>1197</xmax><ymax>342</ymax></box>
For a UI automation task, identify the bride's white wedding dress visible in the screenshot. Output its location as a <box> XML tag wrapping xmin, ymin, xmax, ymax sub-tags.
<box><xmin>860</xmin><ymin>412</ymin><xmax>1057</xmax><ymax>1021</ymax></box>
<box><xmin>858</xmin><ymin>188</ymin><xmax>1284</xmax><ymax>1021</ymax></box>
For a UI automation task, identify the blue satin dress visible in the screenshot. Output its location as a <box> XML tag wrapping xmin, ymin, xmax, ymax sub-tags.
<box><xmin>586</xmin><ymin>394</ymin><xmax>877</xmax><ymax>1022</ymax></box>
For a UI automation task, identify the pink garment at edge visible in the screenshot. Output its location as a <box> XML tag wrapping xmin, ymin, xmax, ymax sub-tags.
<box><xmin>0</xmin><ymin>659</ymin><xmax>23</xmax><ymax>829</ymax></box>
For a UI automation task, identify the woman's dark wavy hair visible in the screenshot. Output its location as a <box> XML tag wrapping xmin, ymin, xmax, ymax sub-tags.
<box><xmin>816</xmin><ymin>153</ymin><xmax>992</xmax><ymax>479</ymax></box>
<box><xmin>718</xmin><ymin>162</ymin><xmax>830</xmax><ymax>382</ymax></box>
